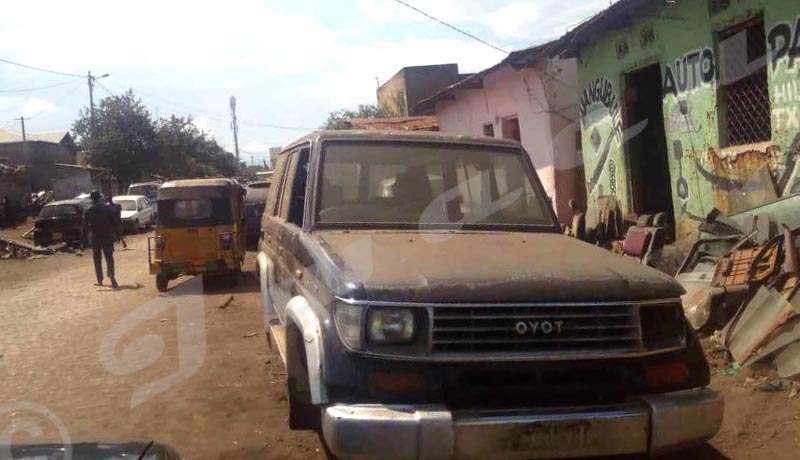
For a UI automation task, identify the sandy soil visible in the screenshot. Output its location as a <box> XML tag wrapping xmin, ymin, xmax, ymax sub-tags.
<box><xmin>0</xmin><ymin>224</ymin><xmax>797</xmax><ymax>460</ymax></box>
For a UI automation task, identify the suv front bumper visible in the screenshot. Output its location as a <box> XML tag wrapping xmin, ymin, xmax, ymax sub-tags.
<box><xmin>321</xmin><ymin>388</ymin><xmax>722</xmax><ymax>460</ymax></box>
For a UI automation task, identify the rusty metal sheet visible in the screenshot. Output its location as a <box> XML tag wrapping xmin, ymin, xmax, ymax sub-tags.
<box><xmin>744</xmin><ymin>316</ymin><xmax>800</xmax><ymax>367</ymax></box>
<box><xmin>712</xmin><ymin>247</ymin><xmax>760</xmax><ymax>288</ymax></box>
<box><xmin>774</xmin><ymin>341</ymin><xmax>800</xmax><ymax>379</ymax></box>
<box><xmin>729</xmin><ymin>286</ymin><xmax>800</xmax><ymax>363</ymax></box>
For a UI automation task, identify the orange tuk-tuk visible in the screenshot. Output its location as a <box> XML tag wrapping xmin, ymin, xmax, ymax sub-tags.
<box><xmin>148</xmin><ymin>178</ymin><xmax>246</xmax><ymax>291</ymax></box>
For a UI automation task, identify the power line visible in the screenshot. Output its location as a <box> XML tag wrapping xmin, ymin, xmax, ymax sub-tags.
<box><xmin>118</xmin><ymin>84</ymin><xmax>312</xmax><ymax>131</ymax></box>
<box><xmin>95</xmin><ymin>80</ymin><xmax>115</xmax><ymax>97</ymax></box>
<box><xmin>0</xmin><ymin>57</ymin><xmax>84</xmax><ymax>78</ymax></box>
<box><xmin>0</xmin><ymin>81</ymin><xmax>76</xmax><ymax>94</ymax></box>
<box><xmin>391</xmin><ymin>0</ymin><xmax>507</xmax><ymax>54</ymax></box>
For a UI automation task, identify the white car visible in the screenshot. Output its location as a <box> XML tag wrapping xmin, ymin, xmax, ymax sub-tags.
<box><xmin>112</xmin><ymin>195</ymin><xmax>155</xmax><ymax>232</ymax></box>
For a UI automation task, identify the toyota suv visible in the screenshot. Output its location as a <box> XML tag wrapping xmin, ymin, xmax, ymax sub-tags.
<box><xmin>256</xmin><ymin>130</ymin><xmax>722</xmax><ymax>460</ymax></box>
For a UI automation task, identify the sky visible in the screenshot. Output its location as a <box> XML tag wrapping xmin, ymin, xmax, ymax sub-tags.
<box><xmin>0</xmin><ymin>0</ymin><xmax>610</xmax><ymax>166</ymax></box>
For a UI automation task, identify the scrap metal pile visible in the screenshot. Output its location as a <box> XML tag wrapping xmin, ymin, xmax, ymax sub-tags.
<box><xmin>676</xmin><ymin>199</ymin><xmax>800</xmax><ymax>379</ymax></box>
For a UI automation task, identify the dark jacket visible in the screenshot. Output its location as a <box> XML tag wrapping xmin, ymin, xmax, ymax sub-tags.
<box><xmin>82</xmin><ymin>203</ymin><xmax>118</xmax><ymax>242</ymax></box>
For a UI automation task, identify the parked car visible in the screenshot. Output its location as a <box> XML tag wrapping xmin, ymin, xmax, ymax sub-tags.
<box><xmin>33</xmin><ymin>199</ymin><xmax>86</xmax><ymax>247</ymax></box>
<box><xmin>245</xmin><ymin>181</ymin><xmax>271</xmax><ymax>245</ymax></box>
<box><xmin>113</xmin><ymin>195</ymin><xmax>155</xmax><ymax>232</ymax></box>
<box><xmin>257</xmin><ymin>131</ymin><xmax>723</xmax><ymax>460</ymax></box>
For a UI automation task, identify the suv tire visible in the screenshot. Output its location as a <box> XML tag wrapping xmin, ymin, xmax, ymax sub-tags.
<box><xmin>286</xmin><ymin>325</ymin><xmax>319</xmax><ymax>430</ymax></box>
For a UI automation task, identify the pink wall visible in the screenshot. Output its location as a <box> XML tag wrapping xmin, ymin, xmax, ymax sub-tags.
<box><xmin>434</xmin><ymin>60</ymin><xmax>583</xmax><ymax>223</ymax></box>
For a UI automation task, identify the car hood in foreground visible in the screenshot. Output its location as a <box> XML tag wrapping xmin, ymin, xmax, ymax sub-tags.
<box><xmin>312</xmin><ymin>230</ymin><xmax>683</xmax><ymax>303</ymax></box>
<box><xmin>0</xmin><ymin>442</ymin><xmax>181</xmax><ymax>459</ymax></box>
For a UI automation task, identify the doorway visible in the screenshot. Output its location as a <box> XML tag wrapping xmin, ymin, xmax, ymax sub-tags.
<box><xmin>624</xmin><ymin>63</ymin><xmax>674</xmax><ymax>223</ymax></box>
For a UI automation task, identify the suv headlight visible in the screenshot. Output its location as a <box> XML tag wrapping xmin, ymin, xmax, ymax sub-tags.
<box><xmin>367</xmin><ymin>308</ymin><xmax>415</xmax><ymax>344</ymax></box>
<box><xmin>334</xmin><ymin>302</ymin><xmax>364</xmax><ymax>350</ymax></box>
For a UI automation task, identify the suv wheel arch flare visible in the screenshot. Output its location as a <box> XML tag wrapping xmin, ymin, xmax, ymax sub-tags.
<box><xmin>286</xmin><ymin>295</ymin><xmax>327</xmax><ymax>405</ymax></box>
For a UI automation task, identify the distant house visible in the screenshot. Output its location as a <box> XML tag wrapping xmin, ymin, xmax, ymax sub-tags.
<box><xmin>416</xmin><ymin>43</ymin><xmax>585</xmax><ymax>224</ymax></box>
<box><xmin>377</xmin><ymin>64</ymin><xmax>467</xmax><ymax>116</ymax></box>
<box><xmin>0</xmin><ymin>129</ymin><xmax>78</xmax><ymax>191</ymax></box>
<box><xmin>50</xmin><ymin>163</ymin><xmax>117</xmax><ymax>200</ymax></box>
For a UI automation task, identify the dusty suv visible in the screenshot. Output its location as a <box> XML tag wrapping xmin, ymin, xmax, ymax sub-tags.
<box><xmin>257</xmin><ymin>130</ymin><xmax>722</xmax><ymax>460</ymax></box>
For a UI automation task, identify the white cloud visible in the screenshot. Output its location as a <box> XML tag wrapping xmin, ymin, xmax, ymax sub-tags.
<box><xmin>242</xmin><ymin>140</ymin><xmax>273</xmax><ymax>152</ymax></box>
<box><xmin>485</xmin><ymin>3</ymin><xmax>540</xmax><ymax>40</ymax></box>
<box><xmin>191</xmin><ymin>116</ymin><xmax>214</xmax><ymax>136</ymax></box>
<box><xmin>0</xmin><ymin>96</ymin><xmax>56</xmax><ymax>118</ymax></box>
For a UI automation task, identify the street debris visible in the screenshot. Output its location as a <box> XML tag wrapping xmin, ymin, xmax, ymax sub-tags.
<box><xmin>676</xmin><ymin>204</ymin><xmax>800</xmax><ymax>380</ymax></box>
<box><xmin>0</xmin><ymin>237</ymin><xmax>54</xmax><ymax>260</ymax></box>
<box><xmin>243</xmin><ymin>332</ymin><xmax>258</xmax><ymax>338</ymax></box>
<box><xmin>218</xmin><ymin>295</ymin><xmax>234</xmax><ymax>309</ymax></box>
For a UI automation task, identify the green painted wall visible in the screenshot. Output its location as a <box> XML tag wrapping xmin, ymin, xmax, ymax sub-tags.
<box><xmin>578</xmin><ymin>0</ymin><xmax>800</xmax><ymax>237</ymax></box>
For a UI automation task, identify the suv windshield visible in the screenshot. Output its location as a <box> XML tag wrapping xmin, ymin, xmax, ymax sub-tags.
<box><xmin>316</xmin><ymin>143</ymin><xmax>554</xmax><ymax>228</ymax></box>
<box><xmin>39</xmin><ymin>204</ymin><xmax>79</xmax><ymax>219</ymax></box>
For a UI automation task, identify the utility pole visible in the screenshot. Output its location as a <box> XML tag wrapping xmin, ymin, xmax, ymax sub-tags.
<box><xmin>230</xmin><ymin>96</ymin><xmax>240</xmax><ymax>171</ymax></box>
<box><xmin>87</xmin><ymin>71</ymin><xmax>110</xmax><ymax>138</ymax></box>
<box><xmin>15</xmin><ymin>116</ymin><xmax>28</xmax><ymax>163</ymax></box>
<box><xmin>15</xmin><ymin>116</ymin><xmax>27</xmax><ymax>142</ymax></box>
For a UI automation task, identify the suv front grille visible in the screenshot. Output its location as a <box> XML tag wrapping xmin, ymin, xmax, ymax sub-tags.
<box><xmin>431</xmin><ymin>304</ymin><xmax>642</xmax><ymax>356</ymax></box>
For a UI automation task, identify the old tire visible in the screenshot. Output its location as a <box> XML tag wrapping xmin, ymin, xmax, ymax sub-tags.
<box><xmin>286</xmin><ymin>325</ymin><xmax>319</xmax><ymax>430</ymax></box>
<box><xmin>156</xmin><ymin>274</ymin><xmax>169</xmax><ymax>292</ymax></box>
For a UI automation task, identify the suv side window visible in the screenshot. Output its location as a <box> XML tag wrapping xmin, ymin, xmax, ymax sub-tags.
<box><xmin>287</xmin><ymin>149</ymin><xmax>310</xmax><ymax>227</ymax></box>
<box><xmin>268</xmin><ymin>153</ymin><xmax>290</xmax><ymax>217</ymax></box>
<box><xmin>278</xmin><ymin>148</ymin><xmax>310</xmax><ymax>226</ymax></box>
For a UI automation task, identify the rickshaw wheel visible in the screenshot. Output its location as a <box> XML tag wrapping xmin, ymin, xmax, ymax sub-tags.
<box><xmin>156</xmin><ymin>274</ymin><xmax>169</xmax><ymax>292</ymax></box>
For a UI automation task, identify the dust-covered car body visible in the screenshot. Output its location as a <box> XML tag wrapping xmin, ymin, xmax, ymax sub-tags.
<box><xmin>33</xmin><ymin>199</ymin><xmax>86</xmax><ymax>247</ymax></box>
<box><xmin>0</xmin><ymin>442</ymin><xmax>182</xmax><ymax>460</ymax></box>
<box><xmin>257</xmin><ymin>130</ymin><xmax>723</xmax><ymax>460</ymax></box>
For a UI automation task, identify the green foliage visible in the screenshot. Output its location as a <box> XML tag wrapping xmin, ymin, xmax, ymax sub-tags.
<box><xmin>321</xmin><ymin>104</ymin><xmax>393</xmax><ymax>130</ymax></box>
<box><xmin>72</xmin><ymin>90</ymin><xmax>157</xmax><ymax>185</ymax></box>
<box><xmin>72</xmin><ymin>90</ymin><xmax>237</xmax><ymax>185</ymax></box>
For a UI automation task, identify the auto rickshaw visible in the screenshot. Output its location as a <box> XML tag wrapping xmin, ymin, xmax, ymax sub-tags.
<box><xmin>148</xmin><ymin>178</ymin><xmax>246</xmax><ymax>292</ymax></box>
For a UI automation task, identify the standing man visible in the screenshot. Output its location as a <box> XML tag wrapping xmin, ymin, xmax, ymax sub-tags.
<box><xmin>81</xmin><ymin>191</ymin><xmax>118</xmax><ymax>288</ymax></box>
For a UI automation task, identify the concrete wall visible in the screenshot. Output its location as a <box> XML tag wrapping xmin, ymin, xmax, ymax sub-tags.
<box><xmin>435</xmin><ymin>61</ymin><xmax>583</xmax><ymax>223</ymax></box>
<box><xmin>378</xmin><ymin>64</ymin><xmax>460</xmax><ymax>116</ymax></box>
<box><xmin>53</xmin><ymin>171</ymin><xmax>91</xmax><ymax>200</ymax></box>
<box><xmin>577</xmin><ymin>0</ymin><xmax>800</xmax><ymax>237</ymax></box>
<box><xmin>377</xmin><ymin>70</ymin><xmax>408</xmax><ymax>117</ymax></box>
<box><xmin>0</xmin><ymin>142</ymin><xmax>76</xmax><ymax>166</ymax></box>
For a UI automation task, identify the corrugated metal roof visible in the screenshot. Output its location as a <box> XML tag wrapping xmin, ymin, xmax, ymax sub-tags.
<box><xmin>347</xmin><ymin>116</ymin><xmax>438</xmax><ymax>131</ymax></box>
<box><xmin>0</xmin><ymin>128</ymin><xmax>71</xmax><ymax>144</ymax></box>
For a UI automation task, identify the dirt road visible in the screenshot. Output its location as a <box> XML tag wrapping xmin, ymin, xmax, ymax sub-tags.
<box><xmin>0</xmin><ymin>228</ymin><xmax>798</xmax><ymax>460</ymax></box>
<box><xmin>0</xmin><ymin>231</ymin><xmax>323</xmax><ymax>459</ymax></box>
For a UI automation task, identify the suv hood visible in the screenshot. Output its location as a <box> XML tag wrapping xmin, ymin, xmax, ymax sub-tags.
<box><xmin>314</xmin><ymin>230</ymin><xmax>683</xmax><ymax>303</ymax></box>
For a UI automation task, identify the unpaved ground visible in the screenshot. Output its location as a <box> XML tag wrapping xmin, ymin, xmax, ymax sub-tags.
<box><xmin>0</xmin><ymin>230</ymin><xmax>324</xmax><ymax>459</ymax></box>
<box><xmin>0</xmin><ymin>225</ymin><xmax>798</xmax><ymax>460</ymax></box>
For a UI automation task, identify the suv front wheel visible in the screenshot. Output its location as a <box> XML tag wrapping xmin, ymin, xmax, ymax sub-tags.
<box><xmin>286</xmin><ymin>325</ymin><xmax>319</xmax><ymax>431</ymax></box>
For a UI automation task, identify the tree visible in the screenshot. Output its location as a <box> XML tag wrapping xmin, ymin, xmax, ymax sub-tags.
<box><xmin>72</xmin><ymin>90</ymin><xmax>157</xmax><ymax>185</ymax></box>
<box><xmin>154</xmin><ymin>116</ymin><xmax>237</xmax><ymax>179</ymax></box>
<box><xmin>321</xmin><ymin>104</ymin><xmax>393</xmax><ymax>130</ymax></box>
<box><xmin>73</xmin><ymin>91</ymin><xmax>238</xmax><ymax>183</ymax></box>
